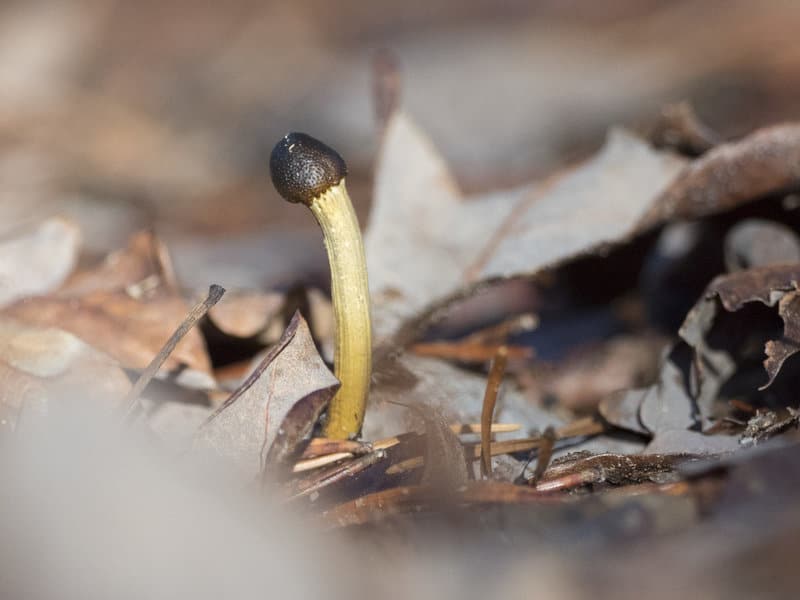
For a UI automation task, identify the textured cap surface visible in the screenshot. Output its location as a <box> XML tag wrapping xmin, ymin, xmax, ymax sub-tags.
<box><xmin>270</xmin><ymin>132</ymin><xmax>347</xmax><ymax>204</ymax></box>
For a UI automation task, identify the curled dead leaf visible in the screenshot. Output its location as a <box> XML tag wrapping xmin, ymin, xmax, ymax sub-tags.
<box><xmin>193</xmin><ymin>313</ymin><xmax>339</xmax><ymax>478</ymax></box>
<box><xmin>762</xmin><ymin>290</ymin><xmax>800</xmax><ymax>390</ymax></box>
<box><xmin>3</xmin><ymin>230</ymin><xmax>213</xmax><ymax>384</ymax></box>
<box><xmin>641</xmin><ymin>123</ymin><xmax>800</xmax><ymax>228</ymax></box>
<box><xmin>611</xmin><ymin>264</ymin><xmax>800</xmax><ymax>442</ymax></box>
<box><xmin>366</xmin><ymin>112</ymin><xmax>686</xmax><ymax>342</ymax></box>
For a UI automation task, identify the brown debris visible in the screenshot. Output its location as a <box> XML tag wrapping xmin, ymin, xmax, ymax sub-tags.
<box><xmin>321</xmin><ymin>481</ymin><xmax>561</xmax><ymax>529</ymax></box>
<box><xmin>646</xmin><ymin>101</ymin><xmax>721</xmax><ymax>156</ymax></box>
<box><xmin>124</xmin><ymin>285</ymin><xmax>225</xmax><ymax>419</ymax></box>
<box><xmin>710</xmin><ymin>263</ymin><xmax>800</xmax><ymax>311</ymax></box>
<box><xmin>537</xmin><ymin>334</ymin><xmax>666</xmax><ymax>412</ymax></box>
<box><xmin>60</xmin><ymin>230</ymin><xmax>178</xmax><ymax>296</ymax></box>
<box><xmin>288</xmin><ymin>451</ymin><xmax>388</xmax><ymax>502</ymax></box>
<box><xmin>599</xmin><ymin>389</ymin><xmax>650</xmax><ymax>435</ymax></box>
<box><xmin>534</xmin><ymin>453</ymin><xmax>702</xmax><ymax>492</ymax></box>
<box><xmin>0</xmin><ymin>317</ymin><xmax>130</xmax><ymax>430</ymax></box>
<box><xmin>704</xmin><ymin>264</ymin><xmax>800</xmax><ymax>390</ymax></box>
<box><xmin>411</xmin><ymin>340</ymin><xmax>531</xmax><ymax>364</ymax></box>
<box><xmin>642</xmin><ymin>123</ymin><xmax>800</xmax><ymax>228</ymax></box>
<box><xmin>300</xmin><ymin>438</ymin><xmax>372</xmax><ymax>460</ymax></box>
<box><xmin>480</xmin><ymin>346</ymin><xmax>508</xmax><ymax>478</ymax></box>
<box><xmin>530</xmin><ymin>426</ymin><xmax>557</xmax><ymax>483</ymax></box>
<box><xmin>4</xmin><ymin>231</ymin><xmax>213</xmax><ymax>379</ymax></box>
<box><xmin>411</xmin><ymin>313</ymin><xmax>537</xmax><ymax>364</ymax></box>
<box><xmin>741</xmin><ymin>408</ymin><xmax>800</xmax><ymax>446</ymax></box>
<box><xmin>207</xmin><ymin>291</ymin><xmax>284</xmax><ymax>339</ymax></box>
<box><xmin>194</xmin><ymin>313</ymin><xmax>339</xmax><ymax>478</ymax></box>
<box><xmin>417</xmin><ymin>404</ymin><xmax>470</xmax><ymax>489</ymax></box>
<box><xmin>762</xmin><ymin>291</ymin><xmax>800</xmax><ymax>389</ymax></box>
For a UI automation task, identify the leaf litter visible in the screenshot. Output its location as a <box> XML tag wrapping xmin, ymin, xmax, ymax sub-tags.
<box><xmin>194</xmin><ymin>312</ymin><xmax>339</xmax><ymax>478</ymax></box>
<box><xmin>5</xmin><ymin>72</ymin><xmax>800</xmax><ymax>598</ymax></box>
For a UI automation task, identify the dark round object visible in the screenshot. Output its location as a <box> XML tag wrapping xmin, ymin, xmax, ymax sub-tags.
<box><xmin>269</xmin><ymin>132</ymin><xmax>347</xmax><ymax>204</ymax></box>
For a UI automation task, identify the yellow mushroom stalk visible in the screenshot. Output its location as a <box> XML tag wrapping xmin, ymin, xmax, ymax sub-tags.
<box><xmin>270</xmin><ymin>132</ymin><xmax>372</xmax><ymax>439</ymax></box>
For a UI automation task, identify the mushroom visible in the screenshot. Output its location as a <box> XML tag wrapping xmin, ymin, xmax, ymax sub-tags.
<box><xmin>270</xmin><ymin>132</ymin><xmax>372</xmax><ymax>439</ymax></box>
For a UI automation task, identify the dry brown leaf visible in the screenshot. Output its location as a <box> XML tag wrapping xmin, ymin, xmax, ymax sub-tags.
<box><xmin>0</xmin><ymin>217</ymin><xmax>80</xmax><ymax>308</ymax></box>
<box><xmin>321</xmin><ymin>481</ymin><xmax>559</xmax><ymax>529</ymax></box>
<box><xmin>366</xmin><ymin>111</ymin><xmax>687</xmax><ymax>342</ymax></box>
<box><xmin>741</xmin><ymin>407</ymin><xmax>800</xmax><ymax>446</ymax></box>
<box><xmin>710</xmin><ymin>264</ymin><xmax>800</xmax><ymax>312</ymax></box>
<box><xmin>207</xmin><ymin>291</ymin><xmax>284</xmax><ymax>339</ymax></box>
<box><xmin>700</xmin><ymin>264</ymin><xmax>800</xmax><ymax>391</ymax></box>
<box><xmin>368</xmin><ymin>113</ymin><xmax>800</xmax><ymax>356</ymax></box>
<box><xmin>600</xmin><ymin>389</ymin><xmax>650</xmax><ymax>436</ymax></box>
<box><xmin>0</xmin><ymin>317</ymin><xmax>130</xmax><ymax>430</ymax></box>
<box><xmin>60</xmin><ymin>229</ymin><xmax>178</xmax><ymax>296</ymax></box>
<box><xmin>193</xmin><ymin>313</ymin><xmax>339</xmax><ymax>478</ymax></box>
<box><xmin>638</xmin><ymin>345</ymin><xmax>699</xmax><ymax>435</ymax></box>
<box><xmin>763</xmin><ymin>291</ymin><xmax>800</xmax><ymax>389</ymax></box>
<box><xmin>414</xmin><ymin>404</ymin><xmax>469</xmax><ymax>489</ymax></box>
<box><xmin>531</xmin><ymin>334</ymin><xmax>665</xmax><ymax>412</ymax></box>
<box><xmin>534</xmin><ymin>453</ymin><xmax>700</xmax><ymax>492</ymax></box>
<box><xmin>7</xmin><ymin>292</ymin><xmax>210</xmax><ymax>379</ymax></box>
<box><xmin>641</xmin><ymin>123</ymin><xmax>800</xmax><ymax>228</ymax></box>
<box><xmin>411</xmin><ymin>340</ymin><xmax>531</xmax><ymax>364</ymax></box>
<box><xmin>208</xmin><ymin>287</ymin><xmax>333</xmax><ymax>353</ymax></box>
<box><xmin>646</xmin><ymin>101</ymin><xmax>721</xmax><ymax>156</ymax></box>
<box><xmin>363</xmin><ymin>353</ymin><xmax>563</xmax><ymax>440</ymax></box>
<box><xmin>3</xmin><ymin>231</ymin><xmax>212</xmax><ymax>384</ymax></box>
<box><xmin>609</xmin><ymin>264</ymin><xmax>800</xmax><ymax>444</ymax></box>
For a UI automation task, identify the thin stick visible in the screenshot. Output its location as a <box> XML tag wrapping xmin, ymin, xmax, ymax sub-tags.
<box><xmin>386</xmin><ymin>438</ymin><xmax>547</xmax><ymax>476</ymax></box>
<box><xmin>382</xmin><ymin>425</ymin><xmax>605</xmax><ymax>477</ymax></box>
<box><xmin>293</xmin><ymin>452</ymin><xmax>355</xmax><ymax>473</ymax></box>
<box><xmin>301</xmin><ymin>438</ymin><xmax>371</xmax><ymax>459</ymax></box>
<box><xmin>531</xmin><ymin>426</ymin><xmax>556</xmax><ymax>482</ymax></box>
<box><xmin>469</xmin><ymin>437</ymin><xmax>545</xmax><ymax>459</ymax></box>
<box><xmin>480</xmin><ymin>346</ymin><xmax>509</xmax><ymax>478</ymax></box>
<box><xmin>452</xmin><ymin>423</ymin><xmax>520</xmax><ymax>435</ymax></box>
<box><xmin>293</xmin><ymin>424</ymin><xmax>520</xmax><ymax>472</ymax></box>
<box><xmin>555</xmin><ymin>416</ymin><xmax>604</xmax><ymax>438</ymax></box>
<box><xmin>124</xmin><ymin>284</ymin><xmax>225</xmax><ymax>420</ymax></box>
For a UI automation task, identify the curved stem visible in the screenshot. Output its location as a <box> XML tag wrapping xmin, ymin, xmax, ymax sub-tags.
<box><xmin>309</xmin><ymin>181</ymin><xmax>372</xmax><ymax>438</ymax></box>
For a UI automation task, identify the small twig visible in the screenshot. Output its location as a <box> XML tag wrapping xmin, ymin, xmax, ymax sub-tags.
<box><xmin>385</xmin><ymin>456</ymin><xmax>424</xmax><ymax>475</ymax></box>
<box><xmin>469</xmin><ymin>437</ymin><xmax>545</xmax><ymax>459</ymax></box>
<box><xmin>411</xmin><ymin>340</ymin><xmax>531</xmax><ymax>363</ymax></box>
<box><xmin>555</xmin><ymin>416</ymin><xmax>605</xmax><ymax>438</ymax></box>
<box><xmin>531</xmin><ymin>426</ymin><xmax>557</xmax><ymax>483</ymax></box>
<box><xmin>288</xmin><ymin>450</ymin><xmax>387</xmax><ymax>502</ymax></box>
<box><xmin>293</xmin><ymin>452</ymin><xmax>356</xmax><ymax>473</ymax></box>
<box><xmin>533</xmin><ymin>453</ymin><xmax>700</xmax><ymax>492</ymax></box>
<box><xmin>123</xmin><ymin>284</ymin><xmax>225</xmax><ymax>421</ymax></box>
<box><xmin>480</xmin><ymin>346</ymin><xmax>509</xmax><ymax>478</ymax></box>
<box><xmin>452</xmin><ymin>423</ymin><xmax>520</xmax><ymax>435</ymax></box>
<box><xmin>381</xmin><ymin>420</ymin><xmax>606</xmax><ymax>477</ymax></box>
<box><xmin>301</xmin><ymin>438</ymin><xmax>371</xmax><ymax>459</ymax></box>
<box><xmin>293</xmin><ymin>424</ymin><xmax>520</xmax><ymax>473</ymax></box>
<box><xmin>517</xmin><ymin>417</ymin><xmax>604</xmax><ymax>480</ymax></box>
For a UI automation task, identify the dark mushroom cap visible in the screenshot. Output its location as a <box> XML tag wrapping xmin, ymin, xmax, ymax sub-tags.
<box><xmin>270</xmin><ymin>132</ymin><xmax>347</xmax><ymax>204</ymax></box>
